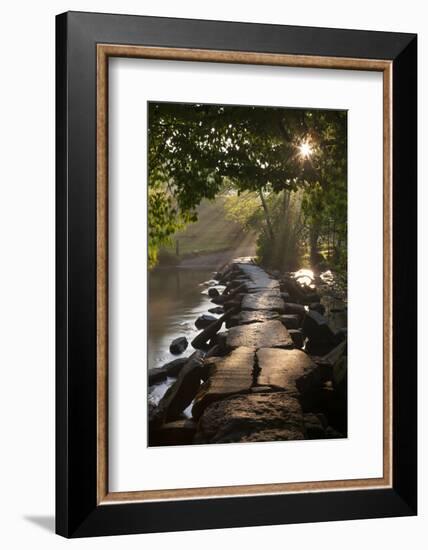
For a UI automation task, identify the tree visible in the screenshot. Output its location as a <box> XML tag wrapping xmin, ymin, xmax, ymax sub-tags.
<box><xmin>148</xmin><ymin>102</ymin><xmax>347</xmax><ymax>269</ymax></box>
<box><xmin>301</xmin><ymin>111</ymin><xmax>347</xmax><ymax>272</ymax></box>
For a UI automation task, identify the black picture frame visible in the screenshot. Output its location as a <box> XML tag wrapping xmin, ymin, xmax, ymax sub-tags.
<box><xmin>56</xmin><ymin>11</ymin><xmax>417</xmax><ymax>538</ymax></box>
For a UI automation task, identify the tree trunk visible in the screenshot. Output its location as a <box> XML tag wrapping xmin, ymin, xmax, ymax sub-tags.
<box><xmin>282</xmin><ymin>189</ymin><xmax>290</xmax><ymax>214</ymax></box>
<box><xmin>258</xmin><ymin>188</ymin><xmax>275</xmax><ymax>241</ymax></box>
<box><xmin>309</xmin><ymin>223</ymin><xmax>320</xmax><ymax>267</ymax></box>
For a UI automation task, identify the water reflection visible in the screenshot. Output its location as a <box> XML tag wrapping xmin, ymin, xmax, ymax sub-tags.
<box><xmin>293</xmin><ymin>268</ymin><xmax>315</xmax><ymax>287</ymax></box>
<box><xmin>292</xmin><ymin>267</ymin><xmax>347</xmax><ymax>332</ymax></box>
<box><xmin>148</xmin><ymin>266</ymin><xmax>222</xmax><ymax>406</ymax></box>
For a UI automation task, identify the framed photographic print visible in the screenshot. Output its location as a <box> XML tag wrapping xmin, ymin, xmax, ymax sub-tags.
<box><xmin>56</xmin><ymin>11</ymin><xmax>417</xmax><ymax>537</ymax></box>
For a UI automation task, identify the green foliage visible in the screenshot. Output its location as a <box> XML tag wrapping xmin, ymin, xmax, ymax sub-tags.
<box><xmin>301</xmin><ymin>133</ymin><xmax>347</xmax><ymax>275</ymax></box>
<box><xmin>160</xmin><ymin>197</ymin><xmax>248</xmax><ymax>260</ymax></box>
<box><xmin>257</xmin><ymin>190</ymin><xmax>306</xmax><ymax>271</ymax></box>
<box><xmin>223</xmin><ymin>190</ymin><xmax>263</xmax><ymax>231</ymax></box>
<box><xmin>148</xmin><ymin>102</ymin><xmax>347</xmax><ymax>271</ymax></box>
<box><xmin>148</xmin><ymin>184</ymin><xmax>196</xmax><ymax>268</ymax></box>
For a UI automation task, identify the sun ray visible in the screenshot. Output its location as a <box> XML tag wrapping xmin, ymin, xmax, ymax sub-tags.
<box><xmin>298</xmin><ymin>139</ymin><xmax>313</xmax><ymax>160</ymax></box>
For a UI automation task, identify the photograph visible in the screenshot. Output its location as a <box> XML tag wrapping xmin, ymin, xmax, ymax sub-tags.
<box><xmin>51</xmin><ymin>5</ymin><xmax>418</xmax><ymax>540</ymax></box>
<box><xmin>0</xmin><ymin>0</ymin><xmax>421</xmax><ymax>544</ymax></box>
<box><xmin>147</xmin><ymin>101</ymin><xmax>348</xmax><ymax>446</ymax></box>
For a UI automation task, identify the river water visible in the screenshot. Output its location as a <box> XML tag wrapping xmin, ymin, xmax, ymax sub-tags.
<box><xmin>147</xmin><ymin>265</ymin><xmax>347</xmax><ymax>408</ymax></box>
<box><xmin>148</xmin><ymin>267</ymin><xmax>223</xmax><ymax>407</ymax></box>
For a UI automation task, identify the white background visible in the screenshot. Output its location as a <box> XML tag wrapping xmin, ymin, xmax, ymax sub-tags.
<box><xmin>109</xmin><ymin>59</ymin><xmax>383</xmax><ymax>492</ymax></box>
<box><xmin>0</xmin><ymin>0</ymin><xmax>425</xmax><ymax>548</ymax></box>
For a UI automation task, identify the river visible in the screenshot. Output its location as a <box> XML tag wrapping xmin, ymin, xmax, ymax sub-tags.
<box><xmin>147</xmin><ymin>264</ymin><xmax>347</xmax><ymax>410</ymax></box>
<box><xmin>148</xmin><ymin>266</ymin><xmax>224</xmax><ymax>407</ymax></box>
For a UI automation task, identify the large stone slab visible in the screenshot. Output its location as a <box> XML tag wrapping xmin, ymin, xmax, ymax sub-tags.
<box><xmin>226</xmin><ymin>320</ymin><xmax>293</xmax><ymax>350</ymax></box>
<box><xmin>241</xmin><ymin>291</ymin><xmax>285</xmax><ymax>312</ymax></box>
<box><xmin>152</xmin><ymin>355</ymin><xmax>204</xmax><ymax>425</ymax></box>
<box><xmin>257</xmin><ymin>348</ymin><xmax>323</xmax><ymax>394</ymax></box>
<box><xmin>302</xmin><ymin>310</ymin><xmax>343</xmax><ymax>355</ymax></box>
<box><xmin>235</xmin><ymin>264</ymin><xmax>279</xmax><ymax>291</ymax></box>
<box><xmin>314</xmin><ymin>341</ymin><xmax>347</xmax><ymax>390</ymax></box>
<box><xmin>160</xmin><ymin>356</ymin><xmax>189</xmax><ymax>377</ymax></box>
<box><xmin>244</xmin><ymin>280</ymin><xmax>280</xmax><ymax>293</ymax></box>
<box><xmin>195</xmin><ymin>392</ymin><xmax>305</xmax><ymax>444</ymax></box>
<box><xmin>283</xmin><ymin>302</ymin><xmax>307</xmax><ymax>319</ymax></box>
<box><xmin>149</xmin><ymin>419</ymin><xmax>197</xmax><ymax>447</ymax></box>
<box><xmin>279</xmin><ymin>314</ymin><xmax>301</xmax><ymax>329</ymax></box>
<box><xmin>191</xmin><ymin>308</ymin><xmax>237</xmax><ymax>349</ymax></box>
<box><xmin>195</xmin><ymin>314</ymin><xmax>218</xmax><ymax>330</ymax></box>
<box><xmin>302</xmin><ymin>310</ymin><xmax>336</xmax><ymax>342</ymax></box>
<box><xmin>280</xmin><ymin>276</ymin><xmax>321</xmax><ymax>304</ymax></box>
<box><xmin>238</xmin><ymin>310</ymin><xmax>280</xmax><ymax>325</ymax></box>
<box><xmin>192</xmin><ymin>347</ymin><xmax>255</xmax><ymax>419</ymax></box>
<box><xmin>166</xmin><ymin>351</ymin><xmax>204</xmax><ymax>377</ymax></box>
<box><xmin>288</xmin><ymin>329</ymin><xmax>304</xmax><ymax>349</ymax></box>
<box><xmin>148</xmin><ymin>367</ymin><xmax>168</xmax><ymax>386</ymax></box>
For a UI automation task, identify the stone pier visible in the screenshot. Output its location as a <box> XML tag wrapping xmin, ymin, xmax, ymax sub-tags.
<box><xmin>149</xmin><ymin>258</ymin><xmax>347</xmax><ymax>446</ymax></box>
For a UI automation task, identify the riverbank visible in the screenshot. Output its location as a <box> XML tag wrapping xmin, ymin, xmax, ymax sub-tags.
<box><xmin>177</xmin><ymin>246</ymin><xmax>255</xmax><ymax>269</ymax></box>
<box><xmin>148</xmin><ymin>258</ymin><xmax>347</xmax><ymax>446</ymax></box>
<box><xmin>157</xmin><ymin>196</ymin><xmax>258</xmax><ymax>268</ymax></box>
<box><xmin>156</xmin><ymin>232</ymin><xmax>257</xmax><ymax>269</ymax></box>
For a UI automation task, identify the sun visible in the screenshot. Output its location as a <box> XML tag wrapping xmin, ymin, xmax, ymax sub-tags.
<box><xmin>298</xmin><ymin>139</ymin><xmax>313</xmax><ymax>160</ymax></box>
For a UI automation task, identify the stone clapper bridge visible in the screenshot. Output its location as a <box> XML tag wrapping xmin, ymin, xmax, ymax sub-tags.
<box><xmin>149</xmin><ymin>259</ymin><xmax>347</xmax><ymax>446</ymax></box>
